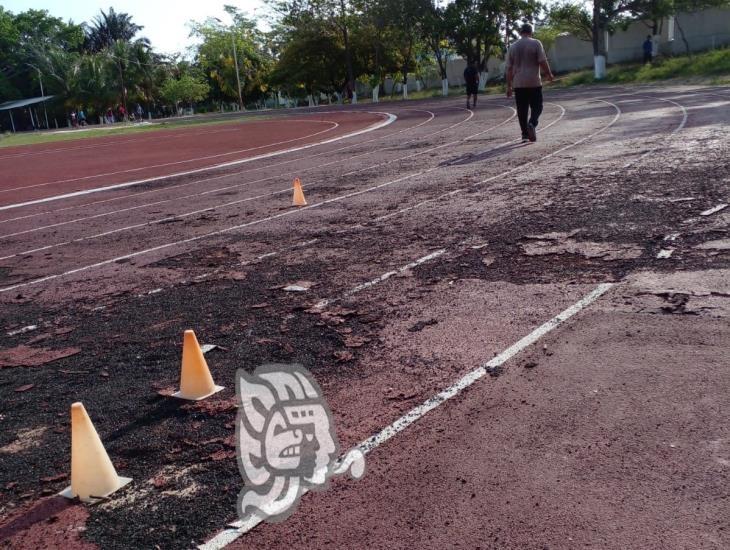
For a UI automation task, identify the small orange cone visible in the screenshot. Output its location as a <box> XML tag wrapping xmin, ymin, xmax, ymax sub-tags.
<box><xmin>172</xmin><ymin>330</ymin><xmax>224</xmax><ymax>400</ymax></box>
<box><xmin>60</xmin><ymin>402</ymin><xmax>132</xmax><ymax>502</ymax></box>
<box><xmin>292</xmin><ymin>178</ymin><xmax>307</xmax><ymax>206</ymax></box>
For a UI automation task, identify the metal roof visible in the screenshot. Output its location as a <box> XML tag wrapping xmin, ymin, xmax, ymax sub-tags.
<box><xmin>0</xmin><ymin>95</ymin><xmax>55</xmax><ymax>111</ymax></box>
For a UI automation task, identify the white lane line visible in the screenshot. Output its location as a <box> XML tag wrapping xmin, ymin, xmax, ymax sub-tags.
<box><xmin>200</xmin><ymin>282</ymin><xmax>615</xmax><ymax>549</ymax></box>
<box><xmin>371</xmin><ymin>100</ymin><xmax>621</xmax><ymax>225</ymax></box>
<box><xmin>0</xmin><ymin>104</ymin><xmax>569</xmax><ymax>292</ymax></box>
<box><xmin>0</xmin><ymin>113</ymin><xmax>396</xmax><ymax>212</ymax></box>
<box><xmin>0</xmin><ymin>117</ymin><xmax>282</xmax><ymax>161</ymax></box>
<box><xmin>313</xmin><ymin>249</ymin><xmax>447</xmax><ymax>310</ymax></box>
<box><xmin>6</xmin><ymin>324</ymin><xmax>38</xmax><ymax>336</ymax></box>
<box><xmin>0</xmin><ymin>106</ymin><xmax>510</xmax><ymax>259</ymax></box>
<box><xmin>0</xmin><ymin>120</ymin><xmax>341</xmax><ymax>194</ymax></box>
<box><xmin>0</xmin><ymin>101</ymin><xmax>580</xmax><ymax>293</ymax></box>
<box><xmin>618</xmin><ymin>96</ymin><xmax>688</xmax><ymax>171</ymax></box>
<box><xmin>0</xmin><ymin>170</ymin><xmax>434</xmax><ymax>294</ymax></box>
<box><xmin>700</xmin><ymin>204</ymin><xmax>728</xmax><ymax>216</ymax></box>
<box><xmin>0</xmin><ymin>110</ymin><xmax>487</xmax><ymax>259</ymax></box>
<box><xmin>0</xmin><ymin>109</ymin><xmax>435</xmax><ymax>227</ymax></box>
<box><xmin>0</xmin><ymin>108</ymin><xmax>468</xmax><ymax>240</ymax></box>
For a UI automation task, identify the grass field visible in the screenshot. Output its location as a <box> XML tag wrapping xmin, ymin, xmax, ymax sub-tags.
<box><xmin>555</xmin><ymin>48</ymin><xmax>730</xmax><ymax>87</ymax></box>
<box><xmin>0</xmin><ymin>111</ymin><xmax>275</xmax><ymax>148</ymax></box>
<box><xmin>2</xmin><ymin>48</ymin><xmax>727</xmax><ymax>149</ymax></box>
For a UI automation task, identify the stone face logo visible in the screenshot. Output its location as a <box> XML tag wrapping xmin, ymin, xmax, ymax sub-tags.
<box><xmin>236</xmin><ymin>364</ymin><xmax>365</xmax><ymax>523</ymax></box>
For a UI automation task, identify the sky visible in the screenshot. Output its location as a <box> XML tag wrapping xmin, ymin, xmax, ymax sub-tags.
<box><xmin>2</xmin><ymin>0</ymin><xmax>266</xmax><ymax>55</ymax></box>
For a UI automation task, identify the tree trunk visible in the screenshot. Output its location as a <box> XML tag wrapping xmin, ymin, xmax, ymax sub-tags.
<box><xmin>340</xmin><ymin>0</ymin><xmax>355</xmax><ymax>98</ymax></box>
<box><xmin>591</xmin><ymin>1</ymin><xmax>602</xmax><ymax>57</ymax></box>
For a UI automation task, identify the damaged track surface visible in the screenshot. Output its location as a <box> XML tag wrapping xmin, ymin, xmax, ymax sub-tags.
<box><xmin>1</xmin><ymin>86</ymin><xmax>729</xmax><ymax>549</ymax></box>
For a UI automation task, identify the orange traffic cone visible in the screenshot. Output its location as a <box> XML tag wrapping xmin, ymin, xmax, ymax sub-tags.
<box><xmin>172</xmin><ymin>330</ymin><xmax>224</xmax><ymax>400</ymax></box>
<box><xmin>292</xmin><ymin>178</ymin><xmax>307</xmax><ymax>206</ymax></box>
<box><xmin>60</xmin><ymin>402</ymin><xmax>132</xmax><ymax>502</ymax></box>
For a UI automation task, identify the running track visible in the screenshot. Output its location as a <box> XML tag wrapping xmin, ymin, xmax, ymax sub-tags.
<box><xmin>0</xmin><ymin>86</ymin><xmax>729</xmax><ymax>550</ymax></box>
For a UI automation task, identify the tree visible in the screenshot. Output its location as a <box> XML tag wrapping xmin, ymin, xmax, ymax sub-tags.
<box><xmin>84</xmin><ymin>7</ymin><xmax>146</xmax><ymax>52</ymax></box>
<box><xmin>190</xmin><ymin>7</ymin><xmax>271</xmax><ymax>107</ymax></box>
<box><xmin>160</xmin><ymin>75</ymin><xmax>210</xmax><ymax>111</ymax></box>
<box><xmin>420</xmin><ymin>1</ymin><xmax>451</xmax><ymax>87</ymax></box>
<box><xmin>268</xmin><ymin>21</ymin><xmax>347</xmax><ymax>99</ymax></box>
<box><xmin>268</xmin><ymin>0</ymin><xmax>360</xmax><ymax>99</ymax></box>
<box><xmin>444</xmin><ymin>0</ymin><xmax>503</xmax><ymax>79</ymax></box>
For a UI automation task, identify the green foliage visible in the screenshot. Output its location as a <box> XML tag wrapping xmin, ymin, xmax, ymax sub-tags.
<box><xmin>160</xmin><ymin>74</ymin><xmax>210</xmax><ymax>106</ymax></box>
<box><xmin>190</xmin><ymin>8</ymin><xmax>271</xmax><ymax>103</ymax></box>
<box><xmin>556</xmin><ymin>47</ymin><xmax>730</xmax><ymax>85</ymax></box>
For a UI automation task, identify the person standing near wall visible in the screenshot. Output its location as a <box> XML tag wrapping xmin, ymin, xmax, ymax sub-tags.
<box><xmin>464</xmin><ymin>61</ymin><xmax>480</xmax><ymax>109</ymax></box>
<box><xmin>643</xmin><ymin>35</ymin><xmax>654</xmax><ymax>64</ymax></box>
<box><xmin>506</xmin><ymin>23</ymin><xmax>554</xmax><ymax>143</ymax></box>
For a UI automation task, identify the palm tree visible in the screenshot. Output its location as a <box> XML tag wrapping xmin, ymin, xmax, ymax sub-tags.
<box><xmin>83</xmin><ymin>8</ymin><xmax>152</xmax><ymax>119</ymax></box>
<box><xmin>84</xmin><ymin>7</ymin><xmax>147</xmax><ymax>53</ymax></box>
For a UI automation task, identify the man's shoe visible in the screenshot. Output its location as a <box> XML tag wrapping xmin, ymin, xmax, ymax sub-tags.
<box><xmin>466</xmin><ymin>102</ymin><xmax>471</xmax><ymax>109</ymax></box>
<box><xmin>521</xmin><ymin>134</ymin><xmax>530</xmax><ymax>143</ymax></box>
<box><xmin>527</xmin><ymin>122</ymin><xmax>537</xmax><ymax>142</ymax></box>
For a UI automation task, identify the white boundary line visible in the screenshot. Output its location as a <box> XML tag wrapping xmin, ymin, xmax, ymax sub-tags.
<box><xmin>0</xmin><ymin>108</ymin><xmax>484</xmax><ymax>257</ymax></box>
<box><xmin>0</xmin><ymin>113</ymin><xmax>397</xmax><ymax>212</ymax></box>
<box><xmin>199</xmin><ymin>282</ymin><xmax>615</xmax><ymax>549</ymax></box>
<box><xmin>0</xmin><ymin>109</ymin><xmax>439</xmax><ymax>227</ymax></box>
<box><xmin>0</xmin><ymin>107</ymin><xmax>479</xmax><ymax>241</ymax></box>
<box><xmin>313</xmin><ymin>249</ymin><xmax>447</xmax><ymax>310</ymax></box>
<box><xmin>0</xmin><ymin>119</ymin><xmax>342</xmax><ymax>194</ymax></box>
<box><xmin>0</xmin><ymin>103</ymin><xmax>578</xmax><ymax>293</ymax></box>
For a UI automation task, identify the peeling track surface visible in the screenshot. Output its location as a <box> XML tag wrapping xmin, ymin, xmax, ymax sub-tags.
<box><xmin>1</xmin><ymin>86</ymin><xmax>729</xmax><ymax>550</ymax></box>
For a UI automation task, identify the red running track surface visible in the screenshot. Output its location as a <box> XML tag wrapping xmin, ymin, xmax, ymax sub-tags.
<box><xmin>0</xmin><ymin>111</ymin><xmax>385</xmax><ymax>207</ymax></box>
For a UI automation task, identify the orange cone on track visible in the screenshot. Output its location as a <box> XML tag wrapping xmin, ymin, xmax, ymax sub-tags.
<box><xmin>60</xmin><ymin>402</ymin><xmax>132</xmax><ymax>502</ymax></box>
<box><xmin>292</xmin><ymin>178</ymin><xmax>307</xmax><ymax>206</ymax></box>
<box><xmin>172</xmin><ymin>330</ymin><xmax>224</xmax><ymax>401</ymax></box>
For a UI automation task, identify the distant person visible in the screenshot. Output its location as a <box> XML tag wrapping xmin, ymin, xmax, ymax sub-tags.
<box><xmin>106</xmin><ymin>107</ymin><xmax>114</xmax><ymax>124</ymax></box>
<box><xmin>70</xmin><ymin>111</ymin><xmax>77</xmax><ymax>128</ymax></box>
<box><xmin>78</xmin><ymin>109</ymin><xmax>86</xmax><ymax>127</ymax></box>
<box><xmin>505</xmin><ymin>23</ymin><xmax>554</xmax><ymax>142</ymax></box>
<box><xmin>118</xmin><ymin>105</ymin><xmax>126</xmax><ymax>121</ymax></box>
<box><xmin>643</xmin><ymin>35</ymin><xmax>653</xmax><ymax>64</ymax></box>
<box><xmin>464</xmin><ymin>61</ymin><xmax>480</xmax><ymax>109</ymax></box>
<box><xmin>136</xmin><ymin>103</ymin><xmax>144</xmax><ymax>121</ymax></box>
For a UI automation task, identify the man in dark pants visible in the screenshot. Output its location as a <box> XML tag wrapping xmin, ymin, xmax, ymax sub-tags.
<box><xmin>643</xmin><ymin>35</ymin><xmax>653</xmax><ymax>64</ymax></box>
<box><xmin>464</xmin><ymin>61</ymin><xmax>480</xmax><ymax>109</ymax></box>
<box><xmin>505</xmin><ymin>23</ymin><xmax>554</xmax><ymax>142</ymax></box>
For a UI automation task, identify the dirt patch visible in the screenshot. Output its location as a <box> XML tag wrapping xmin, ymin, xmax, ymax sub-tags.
<box><xmin>0</xmin><ymin>346</ymin><xmax>80</xmax><ymax>368</ymax></box>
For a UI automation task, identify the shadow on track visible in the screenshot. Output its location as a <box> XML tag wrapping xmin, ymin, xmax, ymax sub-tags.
<box><xmin>441</xmin><ymin>141</ymin><xmax>532</xmax><ymax>167</ymax></box>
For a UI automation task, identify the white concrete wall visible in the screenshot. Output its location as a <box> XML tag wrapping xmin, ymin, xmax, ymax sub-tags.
<box><xmin>546</xmin><ymin>7</ymin><xmax>730</xmax><ymax>73</ymax></box>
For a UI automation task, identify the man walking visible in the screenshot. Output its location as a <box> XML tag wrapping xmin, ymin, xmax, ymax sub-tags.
<box><xmin>506</xmin><ymin>23</ymin><xmax>554</xmax><ymax>142</ymax></box>
<box><xmin>464</xmin><ymin>61</ymin><xmax>479</xmax><ymax>110</ymax></box>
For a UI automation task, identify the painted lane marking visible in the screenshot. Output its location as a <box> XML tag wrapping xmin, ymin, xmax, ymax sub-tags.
<box><xmin>0</xmin><ymin>104</ymin><xmax>571</xmax><ymax>293</ymax></box>
<box><xmin>657</xmin><ymin>249</ymin><xmax>675</xmax><ymax>259</ymax></box>
<box><xmin>700</xmin><ymin>204</ymin><xmax>728</xmax><ymax>217</ymax></box>
<box><xmin>313</xmin><ymin>249</ymin><xmax>447</xmax><ymax>310</ymax></box>
<box><xmin>0</xmin><ymin>100</ymin><xmax>585</xmax><ymax>293</ymax></box>
<box><xmin>6</xmin><ymin>324</ymin><xmax>38</xmax><ymax>336</ymax></box>
<box><xmin>0</xmin><ymin>113</ymin><xmax>396</xmax><ymax>212</ymax></box>
<box><xmin>0</xmin><ymin>110</ymin><xmax>487</xmax><ymax>259</ymax></box>
<box><xmin>0</xmin><ymin>107</ymin><xmax>506</xmax><ymax>261</ymax></box>
<box><xmin>200</xmin><ymin>282</ymin><xmax>614</xmax><ymax>549</ymax></box>
<box><xmin>0</xmin><ymin>108</ymin><xmax>472</xmax><ymax>240</ymax></box>
<box><xmin>0</xmin><ymin>109</ymin><xmax>435</xmax><ymax>226</ymax></box>
<box><xmin>0</xmin><ymin>120</ymin><xmax>341</xmax><ymax>194</ymax></box>
<box><xmin>618</xmin><ymin>96</ymin><xmax>688</xmax><ymax>171</ymax></box>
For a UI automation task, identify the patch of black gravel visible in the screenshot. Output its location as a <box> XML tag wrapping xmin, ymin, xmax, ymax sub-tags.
<box><xmin>0</xmin><ymin>259</ymin><xmax>381</xmax><ymax>549</ymax></box>
<box><xmin>417</xmin><ymin>153</ymin><xmax>730</xmax><ymax>286</ymax></box>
